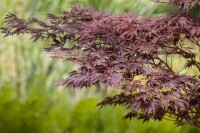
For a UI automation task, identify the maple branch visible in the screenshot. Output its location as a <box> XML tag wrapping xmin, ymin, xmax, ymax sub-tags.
<box><xmin>155</xmin><ymin>57</ymin><xmax>175</xmax><ymax>73</ymax></box>
<box><xmin>1</xmin><ymin>3</ymin><xmax>200</xmax><ymax>127</ymax></box>
<box><xmin>174</xmin><ymin>45</ymin><xmax>200</xmax><ymax>71</ymax></box>
<box><xmin>190</xmin><ymin>37</ymin><xmax>200</xmax><ymax>47</ymax></box>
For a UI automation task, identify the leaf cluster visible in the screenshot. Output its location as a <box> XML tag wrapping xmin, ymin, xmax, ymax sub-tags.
<box><xmin>1</xmin><ymin>1</ymin><xmax>200</xmax><ymax>127</ymax></box>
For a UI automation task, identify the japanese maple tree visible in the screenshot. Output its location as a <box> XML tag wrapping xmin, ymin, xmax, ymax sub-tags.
<box><xmin>1</xmin><ymin>0</ymin><xmax>200</xmax><ymax>127</ymax></box>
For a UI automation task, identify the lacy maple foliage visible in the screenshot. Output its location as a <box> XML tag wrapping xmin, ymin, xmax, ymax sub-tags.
<box><xmin>1</xmin><ymin>0</ymin><xmax>200</xmax><ymax>127</ymax></box>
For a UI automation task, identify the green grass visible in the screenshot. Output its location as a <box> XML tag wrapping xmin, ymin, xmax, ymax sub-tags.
<box><xmin>0</xmin><ymin>88</ymin><xmax>200</xmax><ymax>133</ymax></box>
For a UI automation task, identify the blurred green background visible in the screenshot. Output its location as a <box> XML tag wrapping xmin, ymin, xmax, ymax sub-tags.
<box><xmin>0</xmin><ymin>0</ymin><xmax>200</xmax><ymax>133</ymax></box>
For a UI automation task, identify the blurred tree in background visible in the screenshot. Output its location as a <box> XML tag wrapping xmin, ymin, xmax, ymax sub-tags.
<box><xmin>0</xmin><ymin>0</ymin><xmax>200</xmax><ymax>133</ymax></box>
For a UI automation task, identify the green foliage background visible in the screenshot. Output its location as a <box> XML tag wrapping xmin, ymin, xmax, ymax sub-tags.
<box><xmin>0</xmin><ymin>0</ymin><xmax>199</xmax><ymax>133</ymax></box>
